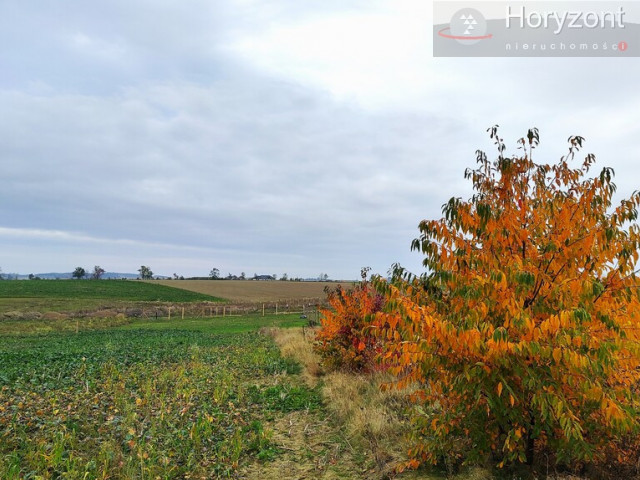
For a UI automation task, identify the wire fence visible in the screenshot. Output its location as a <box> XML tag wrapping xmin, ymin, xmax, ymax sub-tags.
<box><xmin>76</xmin><ymin>298</ymin><xmax>328</xmax><ymax>324</ymax></box>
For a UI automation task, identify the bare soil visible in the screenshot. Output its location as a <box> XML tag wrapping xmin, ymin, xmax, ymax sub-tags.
<box><xmin>152</xmin><ymin>280</ymin><xmax>351</xmax><ymax>303</ymax></box>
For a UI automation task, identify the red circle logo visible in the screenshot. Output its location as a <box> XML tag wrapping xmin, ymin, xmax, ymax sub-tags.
<box><xmin>619</xmin><ymin>41</ymin><xmax>628</xmax><ymax>51</ymax></box>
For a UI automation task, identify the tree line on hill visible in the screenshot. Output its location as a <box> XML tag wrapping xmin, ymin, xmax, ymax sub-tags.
<box><xmin>0</xmin><ymin>265</ymin><xmax>334</xmax><ymax>282</ymax></box>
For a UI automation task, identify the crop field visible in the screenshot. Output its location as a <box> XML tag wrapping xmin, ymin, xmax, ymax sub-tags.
<box><xmin>0</xmin><ymin>313</ymin><xmax>359</xmax><ymax>479</ymax></box>
<box><xmin>151</xmin><ymin>280</ymin><xmax>350</xmax><ymax>303</ymax></box>
<box><xmin>0</xmin><ymin>280</ymin><xmax>224</xmax><ymax>313</ymax></box>
<box><xmin>0</xmin><ymin>280</ymin><xmax>223</xmax><ymax>303</ymax></box>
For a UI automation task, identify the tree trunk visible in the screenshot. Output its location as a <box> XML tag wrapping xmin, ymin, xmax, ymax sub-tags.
<box><xmin>526</xmin><ymin>413</ymin><xmax>535</xmax><ymax>466</ymax></box>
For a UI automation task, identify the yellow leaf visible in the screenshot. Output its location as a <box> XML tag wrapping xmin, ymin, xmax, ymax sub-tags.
<box><xmin>552</xmin><ymin>347</ymin><xmax>562</xmax><ymax>364</ymax></box>
<box><xmin>497</xmin><ymin>382</ymin><xmax>503</xmax><ymax>397</ymax></box>
<box><xmin>509</xmin><ymin>394</ymin><xmax>515</xmax><ymax>407</ymax></box>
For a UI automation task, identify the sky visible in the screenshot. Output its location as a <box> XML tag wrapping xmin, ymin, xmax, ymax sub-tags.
<box><xmin>1</xmin><ymin>0</ymin><xmax>639</xmax><ymax>280</ymax></box>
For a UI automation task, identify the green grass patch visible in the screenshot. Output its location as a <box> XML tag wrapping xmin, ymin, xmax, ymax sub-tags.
<box><xmin>0</xmin><ymin>313</ymin><xmax>315</xmax><ymax>478</ymax></box>
<box><xmin>0</xmin><ymin>279</ymin><xmax>224</xmax><ymax>303</ymax></box>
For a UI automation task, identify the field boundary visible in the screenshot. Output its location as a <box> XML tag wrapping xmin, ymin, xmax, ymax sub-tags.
<box><xmin>118</xmin><ymin>299</ymin><xmax>327</xmax><ymax>321</ymax></box>
<box><xmin>0</xmin><ymin>298</ymin><xmax>328</xmax><ymax>323</ymax></box>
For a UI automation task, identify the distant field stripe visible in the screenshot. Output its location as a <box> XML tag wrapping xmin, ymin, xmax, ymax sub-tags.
<box><xmin>150</xmin><ymin>279</ymin><xmax>351</xmax><ymax>303</ymax></box>
<box><xmin>0</xmin><ymin>280</ymin><xmax>224</xmax><ymax>302</ymax></box>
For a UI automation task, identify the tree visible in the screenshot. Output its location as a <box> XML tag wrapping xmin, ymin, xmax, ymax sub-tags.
<box><xmin>72</xmin><ymin>267</ymin><xmax>86</xmax><ymax>279</ymax></box>
<box><xmin>375</xmin><ymin>128</ymin><xmax>640</xmax><ymax>470</ymax></box>
<box><xmin>240</xmin><ymin>272</ymin><xmax>246</xmax><ymax>280</ymax></box>
<box><xmin>209</xmin><ymin>268</ymin><xmax>220</xmax><ymax>280</ymax></box>
<box><xmin>281</xmin><ymin>273</ymin><xmax>288</xmax><ymax>281</ymax></box>
<box><xmin>91</xmin><ymin>265</ymin><xmax>105</xmax><ymax>280</ymax></box>
<box><xmin>138</xmin><ymin>265</ymin><xmax>153</xmax><ymax>280</ymax></box>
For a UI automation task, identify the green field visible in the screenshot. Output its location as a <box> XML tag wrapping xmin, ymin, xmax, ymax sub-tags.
<box><xmin>0</xmin><ymin>280</ymin><xmax>226</xmax><ymax>315</ymax></box>
<box><xmin>0</xmin><ymin>280</ymin><xmax>224</xmax><ymax>303</ymax></box>
<box><xmin>0</xmin><ymin>314</ymin><xmax>332</xmax><ymax>479</ymax></box>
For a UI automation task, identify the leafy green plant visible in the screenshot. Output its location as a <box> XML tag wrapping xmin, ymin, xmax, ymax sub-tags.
<box><xmin>0</xmin><ymin>314</ymin><xmax>318</xmax><ymax>478</ymax></box>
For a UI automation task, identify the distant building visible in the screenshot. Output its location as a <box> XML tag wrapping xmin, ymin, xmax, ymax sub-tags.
<box><xmin>253</xmin><ymin>275</ymin><xmax>275</xmax><ymax>281</ymax></box>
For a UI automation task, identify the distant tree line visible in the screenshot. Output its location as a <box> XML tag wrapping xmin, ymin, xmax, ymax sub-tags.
<box><xmin>0</xmin><ymin>265</ymin><xmax>333</xmax><ymax>282</ymax></box>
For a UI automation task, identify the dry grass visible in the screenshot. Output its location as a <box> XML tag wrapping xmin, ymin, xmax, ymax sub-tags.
<box><xmin>321</xmin><ymin>370</ymin><xmax>415</xmax><ymax>477</ymax></box>
<box><xmin>151</xmin><ymin>279</ymin><xmax>349</xmax><ymax>303</ymax></box>
<box><xmin>267</xmin><ymin>327</ymin><xmax>420</xmax><ymax>478</ymax></box>
<box><xmin>263</xmin><ymin>326</ymin><xmax>323</xmax><ymax>385</ymax></box>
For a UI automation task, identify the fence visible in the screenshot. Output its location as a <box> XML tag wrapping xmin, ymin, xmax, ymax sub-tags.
<box><xmin>77</xmin><ymin>297</ymin><xmax>328</xmax><ymax>323</ymax></box>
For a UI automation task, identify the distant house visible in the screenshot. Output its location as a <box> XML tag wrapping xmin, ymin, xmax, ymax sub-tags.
<box><xmin>253</xmin><ymin>275</ymin><xmax>275</xmax><ymax>281</ymax></box>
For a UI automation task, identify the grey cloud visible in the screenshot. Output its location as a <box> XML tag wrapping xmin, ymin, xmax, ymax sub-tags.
<box><xmin>1</xmin><ymin>67</ymin><xmax>459</xmax><ymax>277</ymax></box>
<box><xmin>1</xmin><ymin>1</ymin><xmax>639</xmax><ymax>279</ymax></box>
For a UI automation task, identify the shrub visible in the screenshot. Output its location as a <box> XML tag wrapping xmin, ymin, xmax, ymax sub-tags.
<box><xmin>315</xmin><ymin>268</ymin><xmax>384</xmax><ymax>373</ymax></box>
<box><xmin>374</xmin><ymin>128</ymin><xmax>640</xmax><ymax>471</ymax></box>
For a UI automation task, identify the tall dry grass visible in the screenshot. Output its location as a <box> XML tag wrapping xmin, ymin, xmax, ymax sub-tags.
<box><xmin>266</xmin><ymin>326</ymin><xmax>415</xmax><ymax>477</ymax></box>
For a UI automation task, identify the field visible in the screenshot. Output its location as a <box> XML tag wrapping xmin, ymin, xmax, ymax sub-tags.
<box><xmin>0</xmin><ymin>281</ymin><xmax>384</xmax><ymax>479</ymax></box>
<box><xmin>0</xmin><ymin>280</ymin><xmax>223</xmax><ymax>313</ymax></box>
<box><xmin>0</xmin><ymin>311</ymin><xmax>374</xmax><ymax>479</ymax></box>
<box><xmin>151</xmin><ymin>280</ymin><xmax>351</xmax><ymax>303</ymax></box>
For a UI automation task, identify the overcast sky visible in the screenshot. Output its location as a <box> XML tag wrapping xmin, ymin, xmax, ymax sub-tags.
<box><xmin>1</xmin><ymin>0</ymin><xmax>639</xmax><ymax>279</ymax></box>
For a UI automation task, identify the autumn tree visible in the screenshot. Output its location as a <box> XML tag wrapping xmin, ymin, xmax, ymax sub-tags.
<box><xmin>375</xmin><ymin>128</ymin><xmax>640</xmax><ymax>470</ymax></box>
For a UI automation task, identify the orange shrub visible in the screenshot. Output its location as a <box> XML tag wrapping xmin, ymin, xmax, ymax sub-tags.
<box><xmin>374</xmin><ymin>128</ymin><xmax>640</xmax><ymax>471</ymax></box>
<box><xmin>315</xmin><ymin>269</ymin><xmax>384</xmax><ymax>373</ymax></box>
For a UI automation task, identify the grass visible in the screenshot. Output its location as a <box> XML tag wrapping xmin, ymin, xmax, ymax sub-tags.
<box><xmin>0</xmin><ymin>279</ymin><xmax>224</xmax><ymax>303</ymax></box>
<box><xmin>0</xmin><ymin>314</ymin><xmax>329</xmax><ymax>479</ymax></box>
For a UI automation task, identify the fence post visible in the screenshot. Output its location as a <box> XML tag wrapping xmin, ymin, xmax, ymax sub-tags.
<box><xmin>168</xmin><ymin>307</ymin><xmax>171</xmax><ymax>321</ymax></box>
<box><xmin>182</xmin><ymin>307</ymin><xmax>185</xmax><ymax>320</ymax></box>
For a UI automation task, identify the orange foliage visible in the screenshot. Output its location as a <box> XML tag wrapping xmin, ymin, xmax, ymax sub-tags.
<box><xmin>315</xmin><ymin>269</ymin><xmax>384</xmax><ymax>372</ymax></box>
<box><xmin>374</xmin><ymin>128</ymin><xmax>640</xmax><ymax>469</ymax></box>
